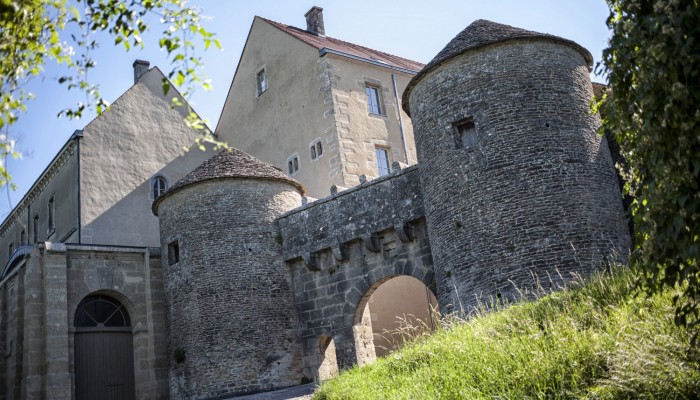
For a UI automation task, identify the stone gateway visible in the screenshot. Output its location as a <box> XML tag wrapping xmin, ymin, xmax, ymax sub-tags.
<box><xmin>0</xmin><ymin>10</ymin><xmax>629</xmax><ymax>400</ymax></box>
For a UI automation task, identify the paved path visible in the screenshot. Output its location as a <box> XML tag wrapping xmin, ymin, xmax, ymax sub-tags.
<box><xmin>225</xmin><ymin>383</ymin><xmax>315</xmax><ymax>400</ymax></box>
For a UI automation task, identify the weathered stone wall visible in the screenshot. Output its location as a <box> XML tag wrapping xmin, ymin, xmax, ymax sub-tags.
<box><xmin>157</xmin><ymin>179</ymin><xmax>304</xmax><ymax>399</ymax></box>
<box><xmin>0</xmin><ymin>244</ymin><xmax>168</xmax><ymax>400</ymax></box>
<box><xmin>276</xmin><ymin>166</ymin><xmax>434</xmax><ymax>375</ymax></box>
<box><xmin>407</xmin><ymin>40</ymin><xmax>631</xmax><ymax>312</ymax></box>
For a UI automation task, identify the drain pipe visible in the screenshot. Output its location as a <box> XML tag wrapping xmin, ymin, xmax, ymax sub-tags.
<box><xmin>391</xmin><ymin>74</ymin><xmax>410</xmax><ymax>164</ymax></box>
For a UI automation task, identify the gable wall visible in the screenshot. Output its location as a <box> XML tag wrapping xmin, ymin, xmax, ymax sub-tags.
<box><xmin>79</xmin><ymin>70</ymin><xmax>201</xmax><ymax>247</ymax></box>
<box><xmin>216</xmin><ymin>18</ymin><xmax>340</xmax><ymax>198</ymax></box>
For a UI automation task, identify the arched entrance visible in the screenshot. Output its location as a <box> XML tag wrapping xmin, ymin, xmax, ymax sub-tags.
<box><xmin>353</xmin><ymin>275</ymin><xmax>438</xmax><ymax>365</ymax></box>
<box><xmin>74</xmin><ymin>294</ymin><xmax>135</xmax><ymax>400</ymax></box>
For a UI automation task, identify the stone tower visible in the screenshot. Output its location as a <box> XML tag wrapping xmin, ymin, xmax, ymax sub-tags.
<box><xmin>403</xmin><ymin>20</ymin><xmax>630</xmax><ymax>312</ymax></box>
<box><xmin>152</xmin><ymin>149</ymin><xmax>305</xmax><ymax>398</ymax></box>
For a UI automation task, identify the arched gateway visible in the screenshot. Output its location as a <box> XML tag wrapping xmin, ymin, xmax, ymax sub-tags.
<box><xmin>74</xmin><ymin>294</ymin><xmax>135</xmax><ymax>400</ymax></box>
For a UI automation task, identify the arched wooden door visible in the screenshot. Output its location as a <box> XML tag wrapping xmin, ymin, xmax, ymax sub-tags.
<box><xmin>74</xmin><ymin>294</ymin><xmax>135</xmax><ymax>400</ymax></box>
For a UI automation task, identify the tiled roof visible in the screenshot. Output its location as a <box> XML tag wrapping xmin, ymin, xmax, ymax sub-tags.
<box><xmin>152</xmin><ymin>148</ymin><xmax>304</xmax><ymax>215</ymax></box>
<box><xmin>403</xmin><ymin>19</ymin><xmax>593</xmax><ymax>114</ymax></box>
<box><xmin>261</xmin><ymin>17</ymin><xmax>424</xmax><ymax>73</ymax></box>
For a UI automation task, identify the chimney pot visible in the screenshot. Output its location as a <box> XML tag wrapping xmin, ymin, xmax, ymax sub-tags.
<box><xmin>133</xmin><ymin>59</ymin><xmax>150</xmax><ymax>84</ymax></box>
<box><xmin>305</xmin><ymin>6</ymin><xmax>325</xmax><ymax>36</ymax></box>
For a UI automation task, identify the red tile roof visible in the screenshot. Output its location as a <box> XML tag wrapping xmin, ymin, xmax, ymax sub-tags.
<box><xmin>261</xmin><ymin>17</ymin><xmax>424</xmax><ymax>73</ymax></box>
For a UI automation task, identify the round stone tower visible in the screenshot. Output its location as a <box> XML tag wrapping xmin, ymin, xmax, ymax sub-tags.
<box><xmin>152</xmin><ymin>149</ymin><xmax>305</xmax><ymax>398</ymax></box>
<box><xmin>403</xmin><ymin>20</ymin><xmax>630</xmax><ymax>312</ymax></box>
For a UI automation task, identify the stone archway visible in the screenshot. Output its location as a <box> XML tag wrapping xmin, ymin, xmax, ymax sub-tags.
<box><xmin>74</xmin><ymin>294</ymin><xmax>135</xmax><ymax>400</ymax></box>
<box><xmin>352</xmin><ymin>275</ymin><xmax>438</xmax><ymax>365</ymax></box>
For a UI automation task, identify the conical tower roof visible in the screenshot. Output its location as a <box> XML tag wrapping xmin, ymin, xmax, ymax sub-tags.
<box><xmin>152</xmin><ymin>148</ymin><xmax>304</xmax><ymax>215</ymax></box>
<box><xmin>403</xmin><ymin>19</ymin><xmax>593</xmax><ymax>115</ymax></box>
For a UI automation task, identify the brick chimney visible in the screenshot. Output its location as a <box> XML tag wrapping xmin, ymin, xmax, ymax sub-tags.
<box><xmin>305</xmin><ymin>6</ymin><xmax>325</xmax><ymax>36</ymax></box>
<box><xmin>133</xmin><ymin>59</ymin><xmax>150</xmax><ymax>84</ymax></box>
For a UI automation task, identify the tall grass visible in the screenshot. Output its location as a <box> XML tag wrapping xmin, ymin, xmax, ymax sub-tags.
<box><xmin>314</xmin><ymin>268</ymin><xmax>699</xmax><ymax>399</ymax></box>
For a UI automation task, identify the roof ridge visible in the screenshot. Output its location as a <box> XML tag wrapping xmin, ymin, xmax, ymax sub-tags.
<box><xmin>259</xmin><ymin>17</ymin><xmax>424</xmax><ymax>71</ymax></box>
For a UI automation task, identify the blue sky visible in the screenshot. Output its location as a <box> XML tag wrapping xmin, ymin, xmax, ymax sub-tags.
<box><xmin>2</xmin><ymin>0</ymin><xmax>611</xmax><ymax>218</ymax></box>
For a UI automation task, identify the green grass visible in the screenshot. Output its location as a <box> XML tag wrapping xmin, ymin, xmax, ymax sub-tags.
<box><xmin>314</xmin><ymin>269</ymin><xmax>699</xmax><ymax>399</ymax></box>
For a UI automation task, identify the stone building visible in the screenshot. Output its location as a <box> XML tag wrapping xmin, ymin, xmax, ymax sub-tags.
<box><xmin>216</xmin><ymin>6</ymin><xmax>422</xmax><ymax>199</ymax></box>
<box><xmin>0</xmin><ymin>8</ymin><xmax>630</xmax><ymax>400</ymax></box>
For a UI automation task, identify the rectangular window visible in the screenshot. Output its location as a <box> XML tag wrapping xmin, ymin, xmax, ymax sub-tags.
<box><xmin>310</xmin><ymin>139</ymin><xmax>323</xmax><ymax>160</ymax></box>
<box><xmin>20</xmin><ymin>230</ymin><xmax>25</xmax><ymax>245</ymax></box>
<box><xmin>256</xmin><ymin>68</ymin><xmax>268</xmax><ymax>95</ymax></box>
<box><xmin>33</xmin><ymin>215</ymin><xmax>39</xmax><ymax>243</ymax></box>
<box><xmin>287</xmin><ymin>155</ymin><xmax>299</xmax><ymax>175</ymax></box>
<box><xmin>8</xmin><ymin>242</ymin><xmax>13</xmax><ymax>257</ymax></box>
<box><xmin>375</xmin><ymin>147</ymin><xmax>391</xmax><ymax>177</ymax></box>
<box><xmin>47</xmin><ymin>195</ymin><xmax>55</xmax><ymax>235</ymax></box>
<box><xmin>168</xmin><ymin>240</ymin><xmax>180</xmax><ymax>265</ymax></box>
<box><xmin>453</xmin><ymin>118</ymin><xmax>477</xmax><ymax>149</ymax></box>
<box><xmin>365</xmin><ymin>85</ymin><xmax>383</xmax><ymax>115</ymax></box>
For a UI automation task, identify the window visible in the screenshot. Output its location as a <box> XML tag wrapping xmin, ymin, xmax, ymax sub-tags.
<box><xmin>8</xmin><ymin>242</ymin><xmax>13</xmax><ymax>257</ymax></box>
<box><xmin>310</xmin><ymin>139</ymin><xmax>323</xmax><ymax>160</ymax></box>
<box><xmin>365</xmin><ymin>84</ymin><xmax>383</xmax><ymax>115</ymax></box>
<box><xmin>152</xmin><ymin>176</ymin><xmax>167</xmax><ymax>200</ymax></box>
<box><xmin>20</xmin><ymin>230</ymin><xmax>25</xmax><ymax>245</ymax></box>
<box><xmin>33</xmin><ymin>215</ymin><xmax>39</xmax><ymax>243</ymax></box>
<box><xmin>168</xmin><ymin>240</ymin><xmax>180</xmax><ymax>265</ymax></box>
<box><xmin>47</xmin><ymin>195</ymin><xmax>55</xmax><ymax>235</ymax></box>
<box><xmin>453</xmin><ymin>117</ymin><xmax>477</xmax><ymax>149</ymax></box>
<box><xmin>375</xmin><ymin>147</ymin><xmax>391</xmax><ymax>176</ymax></box>
<box><xmin>256</xmin><ymin>68</ymin><xmax>268</xmax><ymax>96</ymax></box>
<box><xmin>287</xmin><ymin>155</ymin><xmax>299</xmax><ymax>175</ymax></box>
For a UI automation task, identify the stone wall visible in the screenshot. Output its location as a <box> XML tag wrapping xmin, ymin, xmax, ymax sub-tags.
<box><xmin>407</xmin><ymin>39</ymin><xmax>631</xmax><ymax>312</ymax></box>
<box><xmin>157</xmin><ymin>179</ymin><xmax>304</xmax><ymax>399</ymax></box>
<box><xmin>276</xmin><ymin>166</ymin><xmax>434</xmax><ymax>375</ymax></box>
<box><xmin>0</xmin><ymin>244</ymin><xmax>168</xmax><ymax>400</ymax></box>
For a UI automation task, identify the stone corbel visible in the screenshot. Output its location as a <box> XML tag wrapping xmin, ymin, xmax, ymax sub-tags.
<box><xmin>331</xmin><ymin>242</ymin><xmax>349</xmax><ymax>261</ymax></box>
<box><xmin>303</xmin><ymin>252</ymin><xmax>320</xmax><ymax>271</ymax></box>
<box><xmin>395</xmin><ymin>223</ymin><xmax>415</xmax><ymax>243</ymax></box>
<box><xmin>363</xmin><ymin>234</ymin><xmax>380</xmax><ymax>253</ymax></box>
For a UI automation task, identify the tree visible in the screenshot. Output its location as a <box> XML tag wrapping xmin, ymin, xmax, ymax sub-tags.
<box><xmin>598</xmin><ymin>0</ymin><xmax>699</xmax><ymax>336</ymax></box>
<box><xmin>0</xmin><ymin>0</ymin><xmax>222</xmax><ymax>188</ymax></box>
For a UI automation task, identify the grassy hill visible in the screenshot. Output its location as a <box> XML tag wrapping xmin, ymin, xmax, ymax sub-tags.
<box><xmin>314</xmin><ymin>269</ymin><xmax>699</xmax><ymax>399</ymax></box>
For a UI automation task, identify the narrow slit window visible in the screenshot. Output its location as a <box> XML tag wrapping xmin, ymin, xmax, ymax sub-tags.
<box><xmin>8</xmin><ymin>242</ymin><xmax>13</xmax><ymax>258</ymax></box>
<box><xmin>453</xmin><ymin>118</ymin><xmax>477</xmax><ymax>149</ymax></box>
<box><xmin>256</xmin><ymin>68</ymin><xmax>268</xmax><ymax>95</ymax></box>
<box><xmin>33</xmin><ymin>215</ymin><xmax>39</xmax><ymax>243</ymax></box>
<box><xmin>47</xmin><ymin>195</ymin><xmax>55</xmax><ymax>234</ymax></box>
<box><xmin>168</xmin><ymin>241</ymin><xmax>180</xmax><ymax>265</ymax></box>
<box><xmin>20</xmin><ymin>230</ymin><xmax>26</xmax><ymax>245</ymax></box>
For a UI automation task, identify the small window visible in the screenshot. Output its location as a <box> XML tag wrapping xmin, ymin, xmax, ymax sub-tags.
<box><xmin>256</xmin><ymin>68</ymin><xmax>268</xmax><ymax>96</ymax></box>
<box><xmin>310</xmin><ymin>139</ymin><xmax>323</xmax><ymax>160</ymax></box>
<box><xmin>47</xmin><ymin>195</ymin><xmax>55</xmax><ymax>234</ymax></box>
<box><xmin>168</xmin><ymin>240</ymin><xmax>180</xmax><ymax>266</ymax></box>
<box><xmin>20</xmin><ymin>230</ymin><xmax>25</xmax><ymax>245</ymax></box>
<box><xmin>375</xmin><ymin>147</ymin><xmax>391</xmax><ymax>177</ymax></box>
<box><xmin>33</xmin><ymin>215</ymin><xmax>39</xmax><ymax>243</ymax></box>
<box><xmin>365</xmin><ymin>85</ymin><xmax>383</xmax><ymax>115</ymax></box>
<box><xmin>152</xmin><ymin>176</ymin><xmax>167</xmax><ymax>200</ymax></box>
<box><xmin>287</xmin><ymin>155</ymin><xmax>299</xmax><ymax>175</ymax></box>
<box><xmin>453</xmin><ymin>118</ymin><xmax>477</xmax><ymax>149</ymax></box>
<box><xmin>8</xmin><ymin>242</ymin><xmax>13</xmax><ymax>257</ymax></box>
